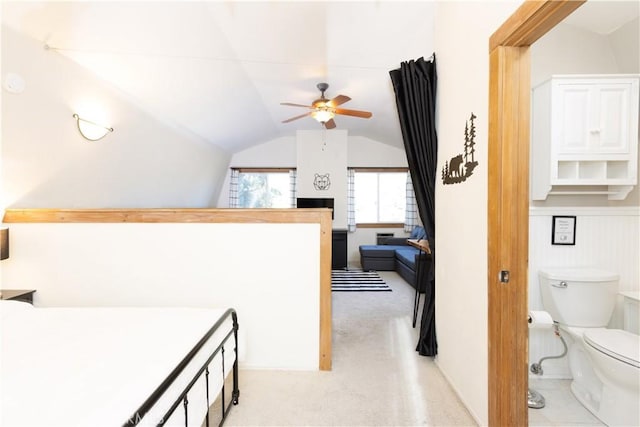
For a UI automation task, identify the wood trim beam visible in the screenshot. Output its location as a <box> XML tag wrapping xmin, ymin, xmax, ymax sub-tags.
<box><xmin>319</xmin><ymin>212</ymin><xmax>333</xmax><ymax>371</ymax></box>
<box><xmin>3</xmin><ymin>208</ymin><xmax>328</xmax><ymax>224</ymax></box>
<box><xmin>3</xmin><ymin>208</ymin><xmax>333</xmax><ymax>371</ymax></box>
<box><xmin>489</xmin><ymin>0</ymin><xmax>585</xmax><ymax>52</ymax></box>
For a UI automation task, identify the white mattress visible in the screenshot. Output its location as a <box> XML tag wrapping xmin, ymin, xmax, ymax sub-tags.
<box><xmin>0</xmin><ymin>300</ymin><xmax>236</xmax><ymax>427</ymax></box>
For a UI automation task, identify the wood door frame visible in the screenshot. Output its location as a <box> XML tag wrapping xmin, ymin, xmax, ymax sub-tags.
<box><xmin>487</xmin><ymin>1</ymin><xmax>585</xmax><ymax>425</ymax></box>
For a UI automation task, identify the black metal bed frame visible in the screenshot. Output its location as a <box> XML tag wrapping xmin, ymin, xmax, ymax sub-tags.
<box><xmin>124</xmin><ymin>309</ymin><xmax>240</xmax><ymax>427</ymax></box>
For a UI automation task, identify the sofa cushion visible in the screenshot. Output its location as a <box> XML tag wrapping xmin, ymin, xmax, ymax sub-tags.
<box><xmin>359</xmin><ymin>242</ymin><xmax>423</xmax><ymax>288</ymax></box>
<box><xmin>359</xmin><ymin>245</ymin><xmax>407</xmax><ymax>258</ymax></box>
<box><xmin>379</xmin><ymin>236</ymin><xmax>409</xmax><ymax>246</ymax></box>
<box><xmin>361</xmin><ymin>256</ymin><xmax>396</xmax><ymax>271</ymax></box>
<box><xmin>395</xmin><ymin>247</ymin><xmax>420</xmax><ymax>268</ymax></box>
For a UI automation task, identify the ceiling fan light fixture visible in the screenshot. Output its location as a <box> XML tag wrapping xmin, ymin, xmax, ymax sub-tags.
<box><xmin>312</xmin><ymin>108</ymin><xmax>334</xmax><ymax>123</ymax></box>
<box><xmin>281</xmin><ymin>82</ymin><xmax>370</xmax><ymax>128</ymax></box>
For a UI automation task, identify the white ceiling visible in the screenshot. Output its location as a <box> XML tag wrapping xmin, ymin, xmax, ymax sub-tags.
<box><xmin>2</xmin><ymin>1</ymin><xmax>436</xmax><ymax>153</ymax></box>
<box><xmin>563</xmin><ymin>0</ymin><xmax>639</xmax><ymax>35</ymax></box>
<box><xmin>2</xmin><ymin>1</ymin><xmax>638</xmax><ymax>154</ymax></box>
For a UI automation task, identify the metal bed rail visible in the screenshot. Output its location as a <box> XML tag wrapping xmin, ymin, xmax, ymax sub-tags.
<box><xmin>124</xmin><ymin>308</ymin><xmax>240</xmax><ymax>427</ymax></box>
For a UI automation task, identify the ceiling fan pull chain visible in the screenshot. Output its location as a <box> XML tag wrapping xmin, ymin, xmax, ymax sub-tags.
<box><xmin>321</xmin><ymin>127</ymin><xmax>327</xmax><ymax>151</ymax></box>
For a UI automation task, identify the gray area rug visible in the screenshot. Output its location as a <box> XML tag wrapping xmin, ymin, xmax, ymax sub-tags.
<box><xmin>331</xmin><ymin>269</ymin><xmax>391</xmax><ymax>292</ymax></box>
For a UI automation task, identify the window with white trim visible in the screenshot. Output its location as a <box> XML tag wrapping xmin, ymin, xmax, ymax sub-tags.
<box><xmin>353</xmin><ymin>169</ymin><xmax>408</xmax><ymax>224</ymax></box>
<box><xmin>232</xmin><ymin>168</ymin><xmax>295</xmax><ymax>208</ymax></box>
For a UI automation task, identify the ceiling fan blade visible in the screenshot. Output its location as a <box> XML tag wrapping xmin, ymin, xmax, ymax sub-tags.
<box><xmin>334</xmin><ymin>108</ymin><xmax>373</xmax><ymax>119</ymax></box>
<box><xmin>324</xmin><ymin>118</ymin><xmax>336</xmax><ymax>129</ymax></box>
<box><xmin>328</xmin><ymin>95</ymin><xmax>351</xmax><ymax>107</ymax></box>
<box><xmin>282</xmin><ymin>112</ymin><xmax>312</xmax><ymax>123</ymax></box>
<box><xmin>281</xmin><ymin>102</ymin><xmax>313</xmax><ymax>108</ymax></box>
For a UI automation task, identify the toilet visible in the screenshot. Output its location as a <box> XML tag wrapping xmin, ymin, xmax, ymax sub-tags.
<box><xmin>539</xmin><ymin>268</ymin><xmax>640</xmax><ymax>427</ymax></box>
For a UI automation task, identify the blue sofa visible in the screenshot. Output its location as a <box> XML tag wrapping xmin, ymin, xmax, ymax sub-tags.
<box><xmin>359</xmin><ymin>226</ymin><xmax>430</xmax><ymax>290</ymax></box>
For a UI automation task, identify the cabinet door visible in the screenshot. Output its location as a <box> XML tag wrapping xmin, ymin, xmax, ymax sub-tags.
<box><xmin>597</xmin><ymin>84</ymin><xmax>631</xmax><ymax>153</ymax></box>
<box><xmin>554</xmin><ymin>81</ymin><xmax>632</xmax><ymax>155</ymax></box>
<box><xmin>554</xmin><ymin>83</ymin><xmax>589</xmax><ymax>153</ymax></box>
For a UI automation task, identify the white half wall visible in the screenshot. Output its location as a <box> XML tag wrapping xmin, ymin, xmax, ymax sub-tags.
<box><xmin>1</xmin><ymin>222</ymin><xmax>321</xmax><ymax>370</ymax></box>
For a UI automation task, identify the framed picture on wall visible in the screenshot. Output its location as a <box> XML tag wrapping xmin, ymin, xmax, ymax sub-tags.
<box><xmin>552</xmin><ymin>215</ymin><xmax>576</xmax><ymax>245</ymax></box>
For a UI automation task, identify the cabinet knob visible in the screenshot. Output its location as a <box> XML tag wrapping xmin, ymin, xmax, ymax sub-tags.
<box><xmin>589</xmin><ymin>128</ymin><xmax>601</xmax><ymax>133</ymax></box>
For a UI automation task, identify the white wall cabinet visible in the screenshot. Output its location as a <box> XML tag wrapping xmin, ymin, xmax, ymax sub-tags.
<box><xmin>532</xmin><ymin>75</ymin><xmax>639</xmax><ymax>200</ymax></box>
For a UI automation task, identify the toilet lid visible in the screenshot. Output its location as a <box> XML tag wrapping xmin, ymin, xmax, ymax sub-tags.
<box><xmin>583</xmin><ymin>329</ymin><xmax>640</xmax><ymax>368</ymax></box>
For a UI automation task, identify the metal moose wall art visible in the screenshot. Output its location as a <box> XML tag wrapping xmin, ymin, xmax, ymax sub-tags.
<box><xmin>442</xmin><ymin>112</ymin><xmax>479</xmax><ymax>185</ymax></box>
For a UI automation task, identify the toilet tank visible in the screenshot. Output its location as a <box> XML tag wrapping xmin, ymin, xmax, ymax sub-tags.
<box><xmin>539</xmin><ymin>268</ymin><xmax>618</xmax><ymax>327</ymax></box>
<box><xmin>620</xmin><ymin>291</ymin><xmax>640</xmax><ymax>334</ymax></box>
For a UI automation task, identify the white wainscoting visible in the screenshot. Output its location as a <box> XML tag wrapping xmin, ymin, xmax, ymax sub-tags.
<box><xmin>528</xmin><ymin>207</ymin><xmax>640</xmax><ymax>378</ymax></box>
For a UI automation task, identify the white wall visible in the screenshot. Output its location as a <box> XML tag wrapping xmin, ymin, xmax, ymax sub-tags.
<box><xmin>216</xmin><ymin>133</ymin><xmax>409</xmax><ymax>264</ymax></box>
<box><xmin>528</xmin><ymin>207</ymin><xmax>640</xmax><ymax>378</ymax></box>
<box><xmin>432</xmin><ymin>5</ymin><xmax>640</xmax><ymax>421</ymax></box>
<box><xmin>2</xmin><ymin>221</ymin><xmax>321</xmax><ymax>370</ymax></box>
<box><xmin>433</xmin><ymin>2</ymin><xmax>521</xmax><ymax>425</ymax></box>
<box><xmin>528</xmin><ymin>16</ymin><xmax>640</xmax><ymax>378</ymax></box>
<box><xmin>530</xmin><ymin>23</ymin><xmax>619</xmax><ymax>87</ymax></box>
<box><xmin>347</xmin><ymin>136</ymin><xmax>407</xmax><ymax>167</ymax></box>
<box><xmin>1</xmin><ymin>25</ymin><xmax>230</xmax><ymax>209</ymax></box>
<box><xmin>297</xmin><ymin>130</ymin><xmax>348</xmax><ymax>229</ymax></box>
<box><xmin>0</xmin><ymin>7</ymin><xmax>4</xmax><ymax>287</ymax></box>
<box><xmin>609</xmin><ymin>17</ymin><xmax>640</xmax><ymax>74</ymax></box>
<box><xmin>427</xmin><ymin>3</ymin><xmax>640</xmax><ymax>410</ymax></box>
<box><xmin>530</xmin><ymin>19</ymin><xmax>640</xmax><ymax>208</ymax></box>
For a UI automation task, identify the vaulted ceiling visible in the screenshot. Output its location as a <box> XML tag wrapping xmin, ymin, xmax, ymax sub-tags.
<box><xmin>2</xmin><ymin>1</ymin><xmax>638</xmax><ymax>154</ymax></box>
<box><xmin>2</xmin><ymin>1</ymin><xmax>436</xmax><ymax>153</ymax></box>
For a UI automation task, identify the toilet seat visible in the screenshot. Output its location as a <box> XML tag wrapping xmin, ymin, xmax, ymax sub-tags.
<box><xmin>583</xmin><ymin>328</ymin><xmax>640</xmax><ymax>368</ymax></box>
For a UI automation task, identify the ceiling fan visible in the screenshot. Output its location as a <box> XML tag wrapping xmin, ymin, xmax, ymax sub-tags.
<box><xmin>281</xmin><ymin>82</ymin><xmax>372</xmax><ymax>129</ymax></box>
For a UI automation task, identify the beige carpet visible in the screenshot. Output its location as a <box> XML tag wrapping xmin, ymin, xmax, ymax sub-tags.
<box><xmin>223</xmin><ymin>269</ymin><xmax>477</xmax><ymax>426</ymax></box>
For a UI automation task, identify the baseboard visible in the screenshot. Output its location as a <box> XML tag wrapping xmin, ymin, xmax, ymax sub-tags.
<box><xmin>434</xmin><ymin>357</ymin><xmax>487</xmax><ymax>426</ymax></box>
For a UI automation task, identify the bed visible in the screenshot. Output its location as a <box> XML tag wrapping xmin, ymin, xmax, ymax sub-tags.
<box><xmin>0</xmin><ymin>300</ymin><xmax>239</xmax><ymax>427</ymax></box>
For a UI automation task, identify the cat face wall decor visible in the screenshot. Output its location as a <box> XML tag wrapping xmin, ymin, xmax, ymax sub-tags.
<box><xmin>313</xmin><ymin>173</ymin><xmax>331</xmax><ymax>191</ymax></box>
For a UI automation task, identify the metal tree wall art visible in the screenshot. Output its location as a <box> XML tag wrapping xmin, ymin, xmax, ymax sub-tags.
<box><xmin>313</xmin><ymin>173</ymin><xmax>331</xmax><ymax>190</ymax></box>
<box><xmin>442</xmin><ymin>112</ymin><xmax>479</xmax><ymax>185</ymax></box>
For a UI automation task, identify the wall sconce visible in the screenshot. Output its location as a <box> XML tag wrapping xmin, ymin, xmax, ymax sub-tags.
<box><xmin>1</xmin><ymin>228</ymin><xmax>9</xmax><ymax>260</ymax></box>
<box><xmin>73</xmin><ymin>113</ymin><xmax>114</xmax><ymax>141</ymax></box>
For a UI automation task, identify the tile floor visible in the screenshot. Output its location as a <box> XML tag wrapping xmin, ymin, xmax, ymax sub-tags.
<box><xmin>528</xmin><ymin>379</ymin><xmax>604</xmax><ymax>426</ymax></box>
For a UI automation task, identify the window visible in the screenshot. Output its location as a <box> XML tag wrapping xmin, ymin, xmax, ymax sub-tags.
<box><xmin>231</xmin><ymin>168</ymin><xmax>295</xmax><ymax>208</ymax></box>
<box><xmin>353</xmin><ymin>169</ymin><xmax>407</xmax><ymax>225</ymax></box>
